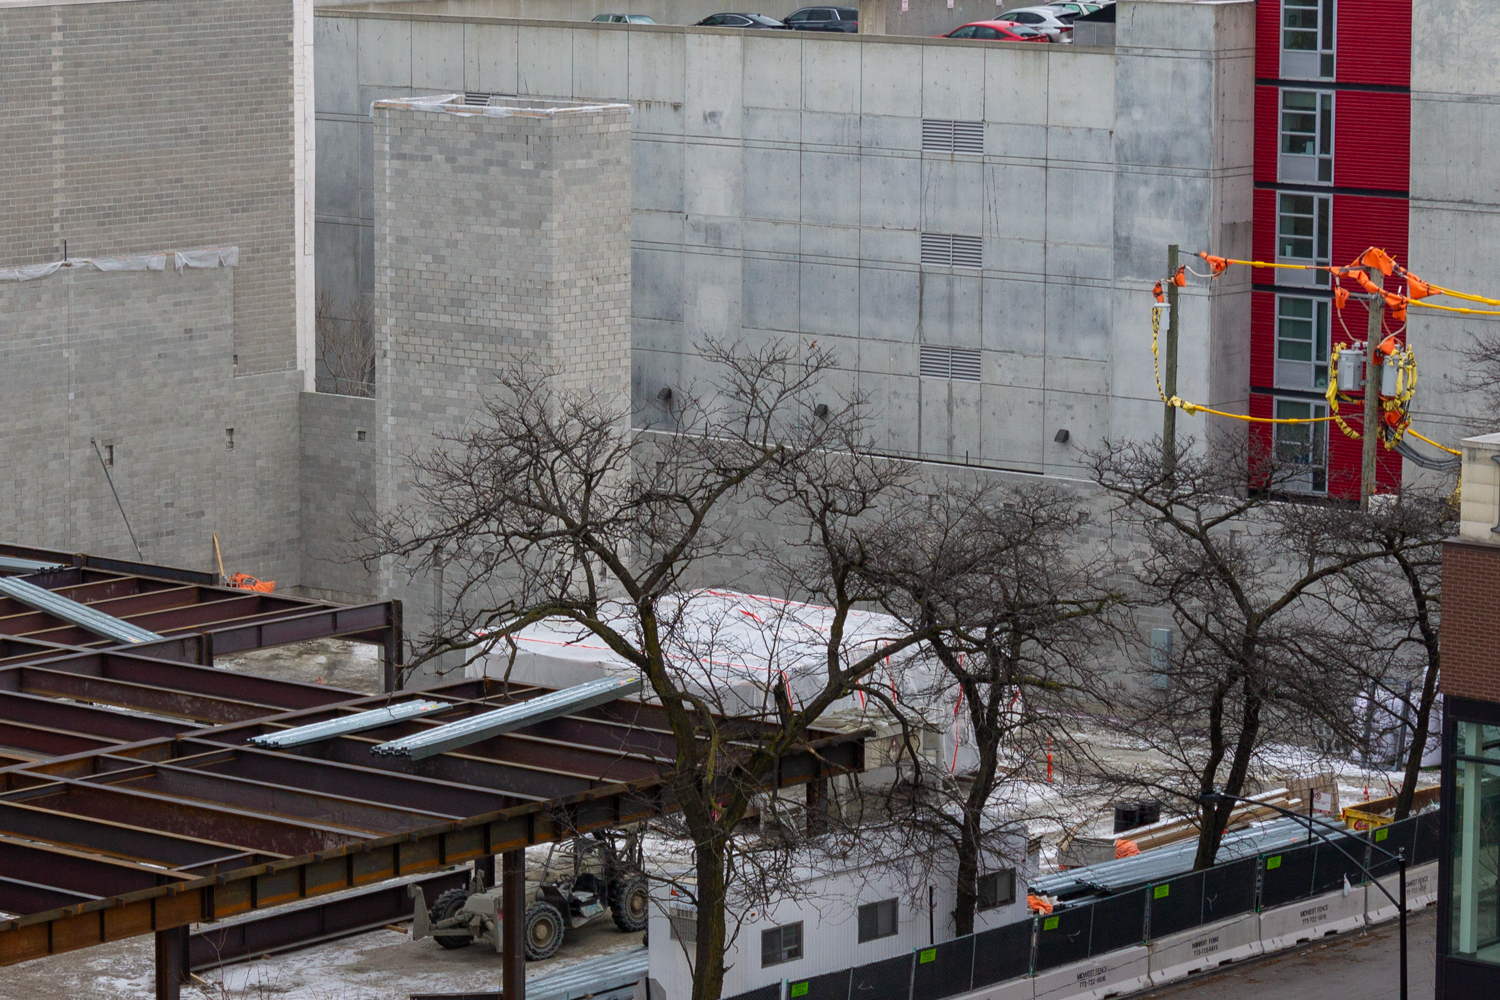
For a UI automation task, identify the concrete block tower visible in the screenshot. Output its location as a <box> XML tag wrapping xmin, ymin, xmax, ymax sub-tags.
<box><xmin>371</xmin><ymin>95</ymin><xmax>632</xmax><ymax>669</ymax></box>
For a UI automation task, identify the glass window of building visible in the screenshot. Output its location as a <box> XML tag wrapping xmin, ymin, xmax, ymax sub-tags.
<box><xmin>1273</xmin><ymin>398</ymin><xmax>1328</xmax><ymax>493</ymax></box>
<box><xmin>1452</xmin><ymin>721</ymin><xmax>1500</xmax><ymax>964</ymax></box>
<box><xmin>1279</xmin><ymin>90</ymin><xmax>1334</xmax><ymax>183</ymax></box>
<box><xmin>1277</xmin><ymin>194</ymin><xmax>1330</xmax><ymax>287</ymax></box>
<box><xmin>858</xmin><ymin>898</ymin><xmax>899</xmax><ymax>942</ymax></box>
<box><xmin>762</xmin><ymin>921</ymin><xmax>803</xmax><ymax>967</ymax></box>
<box><xmin>1281</xmin><ymin>0</ymin><xmax>1335</xmax><ymax>79</ymax></box>
<box><xmin>1275</xmin><ymin>296</ymin><xmax>1329</xmax><ymax>390</ymax></box>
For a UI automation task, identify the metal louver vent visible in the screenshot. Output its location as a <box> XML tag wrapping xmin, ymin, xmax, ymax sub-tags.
<box><xmin>919</xmin><ymin>344</ymin><xmax>950</xmax><ymax>379</ymax></box>
<box><xmin>921</xmin><ymin>119</ymin><xmax>985</xmax><ymax>154</ymax></box>
<box><xmin>462</xmin><ymin>92</ymin><xmax>491</xmax><ymax>106</ymax></box>
<box><xmin>918</xmin><ymin>345</ymin><xmax>982</xmax><ymax>383</ymax></box>
<box><xmin>921</xmin><ymin>232</ymin><xmax>983</xmax><ymax>269</ymax></box>
<box><xmin>951</xmin><ymin>235</ymin><xmax>983</xmax><ymax>269</ymax></box>
<box><xmin>950</xmin><ymin>347</ymin><xmax>982</xmax><ymax>382</ymax></box>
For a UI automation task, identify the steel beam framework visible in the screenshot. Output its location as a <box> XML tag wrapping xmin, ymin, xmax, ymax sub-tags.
<box><xmin>0</xmin><ymin>546</ymin><xmax>867</xmax><ymax>999</ymax></box>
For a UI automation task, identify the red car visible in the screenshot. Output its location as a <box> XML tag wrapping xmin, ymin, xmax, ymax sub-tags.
<box><xmin>936</xmin><ymin>20</ymin><xmax>1048</xmax><ymax>41</ymax></box>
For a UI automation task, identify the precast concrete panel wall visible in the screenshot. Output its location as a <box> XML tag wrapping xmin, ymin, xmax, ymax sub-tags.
<box><xmin>317</xmin><ymin>5</ymin><xmax>1252</xmax><ymax>480</ymax></box>
<box><xmin>0</xmin><ymin>267</ymin><xmax>303</xmax><ymax>580</ymax></box>
<box><xmin>1406</xmin><ymin>0</ymin><xmax>1500</xmax><ymax>459</ymax></box>
<box><xmin>299</xmin><ymin>391</ymin><xmax>379</xmax><ymax>602</ymax></box>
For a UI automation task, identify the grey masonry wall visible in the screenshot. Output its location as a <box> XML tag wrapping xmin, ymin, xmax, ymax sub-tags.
<box><xmin>0</xmin><ymin>265</ymin><xmax>304</xmax><ymax>579</ymax></box>
<box><xmin>1406</xmin><ymin>0</ymin><xmax>1500</xmax><ymax>454</ymax></box>
<box><xmin>299</xmin><ymin>391</ymin><xmax>379</xmax><ymax>601</ymax></box>
<box><xmin>0</xmin><ymin>0</ymin><xmax>310</xmax><ymax>584</ymax></box>
<box><xmin>371</xmin><ymin>97</ymin><xmax>632</xmax><ymax>644</ymax></box>
<box><xmin>316</xmin><ymin>3</ymin><xmax>1254</xmax><ymax>483</ymax></box>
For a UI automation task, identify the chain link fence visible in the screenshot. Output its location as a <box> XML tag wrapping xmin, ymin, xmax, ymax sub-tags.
<box><xmin>726</xmin><ymin>811</ymin><xmax>1439</xmax><ymax>1000</ymax></box>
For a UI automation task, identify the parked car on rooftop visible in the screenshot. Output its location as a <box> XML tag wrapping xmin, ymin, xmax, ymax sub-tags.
<box><xmin>695</xmin><ymin>12</ymin><xmax>788</xmax><ymax>27</ymax></box>
<box><xmin>1044</xmin><ymin>2</ymin><xmax>1101</xmax><ymax>15</ymax></box>
<box><xmin>936</xmin><ymin>19</ymin><xmax>1047</xmax><ymax>42</ymax></box>
<box><xmin>591</xmin><ymin>12</ymin><xmax>657</xmax><ymax>21</ymax></box>
<box><xmin>994</xmin><ymin>6</ymin><xmax>1074</xmax><ymax>40</ymax></box>
<box><xmin>784</xmin><ymin>6</ymin><xmax>859</xmax><ymax>31</ymax></box>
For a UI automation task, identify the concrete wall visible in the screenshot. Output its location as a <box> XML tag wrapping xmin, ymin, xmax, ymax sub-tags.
<box><xmin>316</xmin><ymin>4</ymin><xmax>1253</xmax><ymax>479</ymax></box>
<box><xmin>1407</xmin><ymin>0</ymin><xmax>1500</xmax><ymax>456</ymax></box>
<box><xmin>299</xmin><ymin>391</ymin><xmax>380</xmax><ymax>601</ymax></box>
<box><xmin>371</xmin><ymin>97</ymin><xmax>632</xmax><ymax>646</ymax></box>
<box><xmin>0</xmin><ymin>265</ymin><xmax>303</xmax><ymax>581</ymax></box>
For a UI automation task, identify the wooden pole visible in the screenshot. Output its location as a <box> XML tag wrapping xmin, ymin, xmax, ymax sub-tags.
<box><xmin>1361</xmin><ymin>269</ymin><xmax>1385</xmax><ymax>511</ymax></box>
<box><xmin>1162</xmin><ymin>244</ymin><xmax>1180</xmax><ymax>473</ymax></box>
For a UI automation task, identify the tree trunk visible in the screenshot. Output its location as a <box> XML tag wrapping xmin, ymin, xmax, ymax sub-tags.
<box><xmin>953</xmin><ymin>815</ymin><xmax>982</xmax><ymax>937</ymax></box>
<box><xmin>690</xmin><ymin>831</ymin><xmax>730</xmax><ymax>1000</ymax></box>
<box><xmin>1394</xmin><ymin>657</ymin><xmax>1439</xmax><ymax>819</ymax></box>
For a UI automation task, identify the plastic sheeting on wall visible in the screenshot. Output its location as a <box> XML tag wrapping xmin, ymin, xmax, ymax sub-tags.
<box><xmin>0</xmin><ymin>246</ymin><xmax>238</xmax><ymax>282</ymax></box>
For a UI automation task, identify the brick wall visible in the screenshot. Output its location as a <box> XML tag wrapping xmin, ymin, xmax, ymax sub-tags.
<box><xmin>1439</xmin><ymin>540</ymin><xmax>1500</xmax><ymax>703</ymax></box>
<box><xmin>0</xmin><ymin>0</ymin><xmax>297</xmax><ymax>376</ymax></box>
<box><xmin>0</xmin><ymin>265</ymin><xmax>303</xmax><ymax>583</ymax></box>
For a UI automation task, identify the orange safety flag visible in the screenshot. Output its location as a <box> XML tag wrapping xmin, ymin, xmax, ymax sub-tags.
<box><xmin>1333</xmin><ymin>286</ymin><xmax>1350</xmax><ymax>310</ymax></box>
<box><xmin>1378</xmin><ymin>335</ymin><xmax>1399</xmax><ymax>356</ymax></box>
<box><xmin>1199</xmin><ymin>252</ymin><xmax>1228</xmax><ymax>275</ymax></box>
<box><xmin>1405</xmin><ymin>272</ymin><xmax>1433</xmax><ymax>300</ymax></box>
<box><xmin>1115</xmin><ymin>839</ymin><xmax>1141</xmax><ymax>859</ymax></box>
<box><xmin>1027</xmin><ymin>894</ymin><xmax>1054</xmax><ymax>915</ymax></box>
<box><xmin>1172</xmin><ymin>267</ymin><xmax>1187</xmax><ymax>288</ymax></box>
<box><xmin>1360</xmin><ymin>247</ymin><xmax>1396</xmax><ymax>277</ymax></box>
<box><xmin>1153</xmin><ymin>281</ymin><xmax>1164</xmax><ymax>304</ymax></box>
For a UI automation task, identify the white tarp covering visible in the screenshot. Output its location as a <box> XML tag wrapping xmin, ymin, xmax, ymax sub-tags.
<box><xmin>0</xmin><ymin>245</ymin><xmax>237</xmax><ymax>282</ymax></box>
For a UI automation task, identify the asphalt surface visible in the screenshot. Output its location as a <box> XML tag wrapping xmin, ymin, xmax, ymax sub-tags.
<box><xmin>1137</xmin><ymin>906</ymin><xmax>1437</xmax><ymax>1000</ymax></box>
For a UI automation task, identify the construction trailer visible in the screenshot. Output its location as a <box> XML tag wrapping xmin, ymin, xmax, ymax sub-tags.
<box><xmin>0</xmin><ymin>545</ymin><xmax>865</xmax><ymax>1000</ymax></box>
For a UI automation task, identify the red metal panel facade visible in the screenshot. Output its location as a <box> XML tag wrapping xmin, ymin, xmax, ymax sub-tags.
<box><xmin>1250</xmin><ymin>292</ymin><xmax>1275</xmax><ymax>387</ymax></box>
<box><xmin>1330</xmin><ymin>193</ymin><xmax>1409</xmax><ymax>273</ymax></box>
<box><xmin>1255</xmin><ymin>0</ymin><xmax>1281</xmax><ymax>80</ymax></box>
<box><xmin>1333</xmin><ymin>0</ymin><xmax>1411</xmax><ymax>87</ymax></box>
<box><xmin>1254</xmin><ymin>86</ymin><xmax>1279</xmax><ymax>185</ymax></box>
<box><xmin>1248</xmin><ymin>0</ymin><xmax>1412</xmax><ymax>497</ymax></box>
<box><xmin>1333</xmin><ymin>90</ymin><xmax>1411</xmax><ymax>191</ymax></box>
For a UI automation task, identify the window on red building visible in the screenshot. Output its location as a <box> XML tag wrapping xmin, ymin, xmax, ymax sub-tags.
<box><xmin>1281</xmin><ymin>0</ymin><xmax>1335</xmax><ymax>80</ymax></box>
<box><xmin>1277</xmin><ymin>193</ymin><xmax>1330</xmax><ymax>285</ymax></box>
<box><xmin>1275</xmin><ymin>296</ymin><xmax>1329</xmax><ymax>390</ymax></box>
<box><xmin>1273</xmin><ymin>398</ymin><xmax>1329</xmax><ymax>494</ymax></box>
<box><xmin>1279</xmin><ymin>90</ymin><xmax>1333</xmax><ymax>183</ymax></box>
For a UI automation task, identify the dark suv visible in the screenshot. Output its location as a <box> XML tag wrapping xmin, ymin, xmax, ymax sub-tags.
<box><xmin>784</xmin><ymin>6</ymin><xmax>859</xmax><ymax>31</ymax></box>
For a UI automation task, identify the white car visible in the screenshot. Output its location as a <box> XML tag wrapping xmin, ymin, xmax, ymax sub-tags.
<box><xmin>995</xmin><ymin>6</ymin><xmax>1074</xmax><ymax>41</ymax></box>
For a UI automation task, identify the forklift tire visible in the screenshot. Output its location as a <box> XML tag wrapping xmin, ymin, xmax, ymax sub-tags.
<box><xmin>430</xmin><ymin>887</ymin><xmax>474</xmax><ymax>949</ymax></box>
<box><xmin>609</xmin><ymin>876</ymin><xmax>650</xmax><ymax>932</ymax></box>
<box><xmin>524</xmin><ymin>901</ymin><xmax>565</xmax><ymax>960</ymax></box>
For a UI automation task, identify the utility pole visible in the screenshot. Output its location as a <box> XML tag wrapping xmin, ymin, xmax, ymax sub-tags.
<box><xmin>1162</xmin><ymin>244</ymin><xmax>1180</xmax><ymax>473</ymax></box>
<box><xmin>1361</xmin><ymin>268</ymin><xmax>1384</xmax><ymax>511</ymax></box>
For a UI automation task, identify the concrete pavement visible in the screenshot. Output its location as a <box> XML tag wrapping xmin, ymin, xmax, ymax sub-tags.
<box><xmin>1136</xmin><ymin>906</ymin><xmax>1437</xmax><ymax>1000</ymax></box>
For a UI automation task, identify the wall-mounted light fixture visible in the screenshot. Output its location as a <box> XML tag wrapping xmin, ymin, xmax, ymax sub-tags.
<box><xmin>813</xmin><ymin>403</ymin><xmax>830</xmax><ymax>419</ymax></box>
<box><xmin>1054</xmin><ymin>429</ymin><xmax>1070</xmax><ymax>444</ymax></box>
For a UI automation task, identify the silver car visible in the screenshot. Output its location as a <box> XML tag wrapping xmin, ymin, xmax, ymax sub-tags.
<box><xmin>591</xmin><ymin>13</ymin><xmax>657</xmax><ymax>22</ymax></box>
<box><xmin>995</xmin><ymin>6</ymin><xmax>1074</xmax><ymax>41</ymax></box>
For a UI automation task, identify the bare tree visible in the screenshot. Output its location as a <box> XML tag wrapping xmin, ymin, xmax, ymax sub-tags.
<box><xmin>1087</xmin><ymin>438</ymin><xmax>1432</xmax><ymax>869</ymax></box>
<box><xmin>1461</xmin><ymin>327</ymin><xmax>1500</xmax><ymax>432</ymax></box>
<box><xmin>360</xmin><ymin>340</ymin><xmax>957</xmax><ymax>1000</ymax></box>
<box><xmin>315</xmin><ymin>289</ymin><xmax>375</xmax><ymax>397</ymax></box>
<box><xmin>867</xmin><ymin>481</ymin><xmax>1123</xmax><ymax>935</ymax></box>
<box><xmin>1288</xmin><ymin>489</ymin><xmax>1455</xmax><ymax>818</ymax></box>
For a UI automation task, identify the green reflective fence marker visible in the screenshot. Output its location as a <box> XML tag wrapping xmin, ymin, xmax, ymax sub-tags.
<box><xmin>1267</xmin><ymin>856</ymin><xmax>1281</xmax><ymax>870</ymax></box>
<box><xmin>1043</xmin><ymin>916</ymin><xmax>1059</xmax><ymax>931</ymax></box>
<box><xmin>1154</xmin><ymin>885</ymin><xmax>1170</xmax><ymax>899</ymax></box>
<box><xmin>791</xmin><ymin>983</ymin><xmax>809</xmax><ymax>997</ymax></box>
<box><xmin>919</xmin><ymin>948</ymin><xmax>936</xmax><ymax>964</ymax></box>
<box><xmin>1376</xmin><ymin>828</ymin><xmax>1389</xmax><ymax>842</ymax></box>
